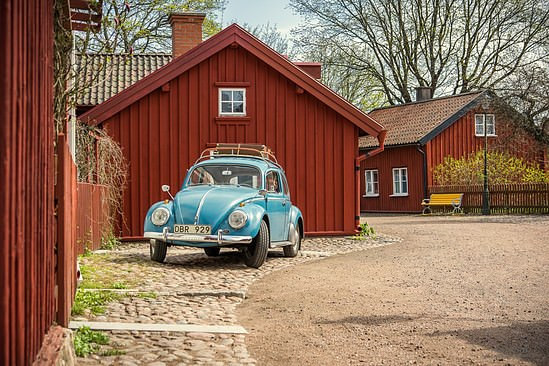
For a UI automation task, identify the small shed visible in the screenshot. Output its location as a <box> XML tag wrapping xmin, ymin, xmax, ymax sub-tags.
<box><xmin>79</xmin><ymin>17</ymin><xmax>385</xmax><ymax>237</ymax></box>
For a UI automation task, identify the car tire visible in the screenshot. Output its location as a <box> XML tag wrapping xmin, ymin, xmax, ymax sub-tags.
<box><xmin>204</xmin><ymin>247</ymin><xmax>221</xmax><ymax>257</ymax></box>
<box><xmin>244</xmin><ymin>220</ymin><xmax>269</xmax><ymax>268</ymax></box>
<box><xmin>150</xmin><ymin>239</ymin><xmax>167</xmax><ymax>263</ymax></box>
<box><xmin>283</xmin><ymin>223</ymin><xmax>301</xmax><ymax>258</ymax></box>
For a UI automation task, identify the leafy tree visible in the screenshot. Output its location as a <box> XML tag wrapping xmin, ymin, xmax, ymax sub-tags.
<box><xmin>78</xmin><ymin>0</ymin><xmax>227</xmax><ymax>54</ymax></box>
<box><xmin>244</xmin><ymin>23</ymin><xmax>297</xmax><ymax>59</ymax></box>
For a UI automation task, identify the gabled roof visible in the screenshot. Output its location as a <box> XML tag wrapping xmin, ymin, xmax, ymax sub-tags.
<box><xmin>76</xmin><ymin>53</ymin><xmax>172</xmax><ymax>106</ymax></box>
<box><xmin>359</xmin><ymin>91</ymin><xmax>486</xmax><ymax>148</ymax></box>
<box><xmin>79</xmin><ymin>24</ymin><xmax>384</xmax><ymax>138</ymax></box>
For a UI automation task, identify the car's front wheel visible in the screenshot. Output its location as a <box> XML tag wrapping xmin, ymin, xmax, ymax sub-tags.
<box><xmin>283</xmin><ymin>223</ymin><xmax>301</xmax><ymax>257</ymax></box>
<box><xmin>150</xmin><ymin>239</ymin><xmax>167</xmax><ymax>263</ymax></box>
<box><xmin>244</xmin><ymin>220</ymin><xmax>269</xmax><ymax>268</ymax></box>
<box><xmin>204</xmin><ymin>247</ymin><xmax>221</xmax><ymax>257</ymax></box>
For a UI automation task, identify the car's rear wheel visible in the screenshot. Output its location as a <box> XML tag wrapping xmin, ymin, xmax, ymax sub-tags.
<box><xmin>283</xmin><ymin>223</ymin><xmax>301</xmax><ymax>257</ymax></box>
<box><xmin>244</xmin><ymin>220</ymin><xmax>269</xmax><ymax>268</ymax></box>
<box><xmin>150</xmin><ymin>239</ymin><xmax>167</xmax><ymax>263</ymax></box>
<box><xmin>204</xmin><ymin>247</ymin><xmax>221</xmax><ymax>257</ymax></box>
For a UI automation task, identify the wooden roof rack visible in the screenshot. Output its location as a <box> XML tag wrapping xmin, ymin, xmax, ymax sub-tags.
<box><xmin>195</xmin><ymin>144</ymin><xmax>281</xmax><ymax>167</ymax></box>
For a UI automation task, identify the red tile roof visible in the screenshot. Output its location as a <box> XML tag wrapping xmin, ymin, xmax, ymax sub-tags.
<box><xmin>79</xmin><ymin>24</ymin><xmax>384</xmax><ymax>139</ymax></box>
<box><xmin>360</xmin><ymin>92</ymin><xmax>484</xmax><ymax>148</ymax></box>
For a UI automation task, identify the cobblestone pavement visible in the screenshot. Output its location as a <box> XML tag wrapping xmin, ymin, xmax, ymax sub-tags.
<box><xmin>75</xmin><ymin>235</ymin><xmax>400</xmax><ymax>365</ymax></box>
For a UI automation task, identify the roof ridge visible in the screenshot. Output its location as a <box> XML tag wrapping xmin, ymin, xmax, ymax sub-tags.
<box><xmin>76</xmin><ymin>53</ymin><xmax>173</xmax><ymax>57</ymax></box>
<box><xmin>369</xmin><ymin>90</ymin><xmax>485</xmax><ymax>113</ymax></box>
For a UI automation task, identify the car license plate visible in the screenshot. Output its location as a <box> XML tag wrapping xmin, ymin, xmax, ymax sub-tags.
<box><xmin>173</xmin><ymin>224</ymin><xmax>211</xmax><ymax>234</ymax></box>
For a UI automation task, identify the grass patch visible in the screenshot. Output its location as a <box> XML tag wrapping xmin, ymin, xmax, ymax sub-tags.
<box><xmin>137</xmin><ymin>291</ymin><xmax>157</xmax><ymax>299</ymax></box>
<box><xmin>78</xmin><ymin>254</ymin><xmax>138</xmax><ymax>290</ymax></box>
<box><xmin>72</xmin><ymin>290</ymin><xmax>123</xmax><ymax>316</ymax></box>
<box><xmin>100</xmin><ymin>349</ymin><xmax>126</xmax><ymax>357</ymax></box>
<box><xmin>74</xmin><ymin>326</ymin><xmax>109</xmax><ymax>357</ymax></box>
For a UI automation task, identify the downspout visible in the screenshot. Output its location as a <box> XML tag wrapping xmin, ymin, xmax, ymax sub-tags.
<box><xmin>355</xmin><ymin>130</ymin><xmax>387</xmax><ymax>229</ymax></box>
<box><xmin>417</xmin><ymin>144</ymin><xmax>428</xmax><ymax>199</ymax></box>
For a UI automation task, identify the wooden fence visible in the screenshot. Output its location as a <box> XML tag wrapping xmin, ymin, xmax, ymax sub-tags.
<box><xmin>56</xmin><ymin>134</ymin><xmax>78</xmax><ymax>328</ymax></box>
<box><xmin>429</xmin><ymin>183</ymin><xmax>549</xmax><ymax>214</ymax></box>
<box><xmin>77</xmin><ymin>183</ymin><xmax>109</xmax><ymax>254</ymax></box>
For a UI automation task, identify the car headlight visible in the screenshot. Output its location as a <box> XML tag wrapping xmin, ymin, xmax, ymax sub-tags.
<box><xmin>151</xmin><ymin>207</ymin><xmax>170</xmax><ymax>226</ymax></box>
<box><xmin>228</xmin><ymin>210</ymin><xmax>247</xmax><ymax>229</ymax></box>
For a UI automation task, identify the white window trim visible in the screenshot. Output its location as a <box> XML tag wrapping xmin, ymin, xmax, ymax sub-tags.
<box><xmin>219</xmin><ymin>88</ymin><xmax>246</xmax><ymax>116</ymax></box>
<box><xmin>391</xmin><ymin>167</ymin><xmax>408</xmax><ymax>197</ymax></box>
<box><xmin>474</xmin><ymin>114</ymin><xmax>497</xmax><ymax>137</ymax></box>
<box><xmin>364</xmin><ymin>169</ymin><xmax>379</xmax><ymax>197</ymax></box>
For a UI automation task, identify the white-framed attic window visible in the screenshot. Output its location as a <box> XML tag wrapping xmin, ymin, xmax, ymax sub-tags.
<box><xmin>219</xmin><ymin>88</ymin><xmax>246</xmax><ymax>116</ymax></box>
<box><xmin>475</xmin><ymin>114</ymin><xmax>496</xmax><ymax>136</ymax></box>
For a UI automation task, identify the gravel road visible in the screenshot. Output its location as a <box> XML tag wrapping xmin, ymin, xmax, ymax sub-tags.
<box><xmin>237</xmin><ymin>215</ymin><xmax>549</xmax><ymax>365</ymax></box>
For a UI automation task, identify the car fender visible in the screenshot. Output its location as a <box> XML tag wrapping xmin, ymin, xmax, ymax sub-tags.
<box><xmin>289</xmin><ymin>205</ymin><xmax>304</xmax><ymax>234</ymax></box>
<box><xmin>238</xmin><ymin>202</ymin><xmax>267</xmax><ymax>239</ymax></box>
<box><xmin>144</xmin><ymin>201</ymin><xmax>175</xmax><ymax>233</ymax></box>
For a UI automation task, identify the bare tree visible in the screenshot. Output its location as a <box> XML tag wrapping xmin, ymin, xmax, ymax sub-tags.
<box><xmin>290</xmin><ymin>0</ymin><xmax>549</xmax><ymax>105</ymax></box>
<box><xmin>77</xmin><ymin>0</ymin><xmax>227</xmax><ymax>54</ymax></box>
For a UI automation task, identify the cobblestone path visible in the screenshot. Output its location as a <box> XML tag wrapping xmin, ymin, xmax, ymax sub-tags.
<box><xmin>75</xmin><ymin>235</ymin><xmax>400</xmax><ymax>365</ymax></box>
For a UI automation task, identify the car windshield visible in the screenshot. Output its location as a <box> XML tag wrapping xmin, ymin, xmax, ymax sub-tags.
<box><xmin>188</xmin><ymin>164</ymin><xmax>262</xmax><ymax>188</ymax></box>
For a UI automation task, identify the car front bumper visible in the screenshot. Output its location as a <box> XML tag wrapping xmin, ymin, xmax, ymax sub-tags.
<box><xmin>144</xmin><ymin>228</ymin><xmax>253</xmax><ymax>246</ymax></box>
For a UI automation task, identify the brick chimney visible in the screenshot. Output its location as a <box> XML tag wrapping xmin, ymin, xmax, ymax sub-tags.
<box><xmin>415</xmin><ymin>86</ymin><xmax>432</xmax><ymax>102</ymax></box>
<box><xmin>168</xmin><ymin>13</ymin><xmax>206</xmax><ymax>58</ymax></box>
<box><xmin>294</xmin><ymin>62</ymin><xmax>322</xmax><ymax>80</ymax></box>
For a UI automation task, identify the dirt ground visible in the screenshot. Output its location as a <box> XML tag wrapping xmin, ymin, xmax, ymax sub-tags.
<box><xmin>237</xmin><ymin>215</ymin><xmax>549</xmax><ymax>365</ymax></box>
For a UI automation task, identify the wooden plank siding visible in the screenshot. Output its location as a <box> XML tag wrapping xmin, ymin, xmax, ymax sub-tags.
<box><xmin>103</xmin><ymin>45</ymin><xmax>360</xmax><ymax>237</ymax></box>
<box><xmin>360</xmin><ymin>146</ymin><xmax>425</xmax><ymax>212</ymax></box>
<box><xmin>0</xmin><ymin>0</ymin><xmax>56</xmax><ymax>363</ymax></box>
<box><xmin>76</xmin><ymin>183</ymin><xmax>109</xmax><ymax>254</ymax></box>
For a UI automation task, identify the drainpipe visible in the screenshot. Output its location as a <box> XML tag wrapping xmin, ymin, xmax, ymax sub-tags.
<box><xmin>416</xmin><ymin>144</ymin><xmax>428</xmax><ymax>199</ymax></box>
<box><xmin>355</xmin><ymin>130</ymin><xmax>387</xmax><ymax>229</ymax></box>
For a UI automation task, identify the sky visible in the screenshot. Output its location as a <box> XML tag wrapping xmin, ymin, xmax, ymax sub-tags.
<box><xmin>221</xmin><ymin>0</ymin><xmax>303</xmax><ymax>37</ymax></box>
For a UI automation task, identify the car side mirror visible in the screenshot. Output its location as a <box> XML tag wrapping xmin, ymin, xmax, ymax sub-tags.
<box><xmin>258</xmin><ymin>189</ymin><xmax>267</xmax><ymax>197</ymax></box>
<box><xmin>161</xmin><ymin>184</ymin><xmax>174</xmax><ymax>200</ymax></box>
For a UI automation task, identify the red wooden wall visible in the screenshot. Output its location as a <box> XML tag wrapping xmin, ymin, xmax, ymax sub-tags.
<box><xmin>0</xmin><ymin>0</ymin><xmax>56</xmax><ymax>364</ymax></box>
<box><xmin>360</xmin><ymin>146</ymin><xmax>425</xmax><ymax>212</ymax></box>
<box><xmin>103</xmin><ymin>45</ymin><xmax>360</xmax><ymax>237</ymax></box>
<box><xmin>425</xmin><ymin>107</ymin><xmax>547</xmax><ymax>186</ymax></box>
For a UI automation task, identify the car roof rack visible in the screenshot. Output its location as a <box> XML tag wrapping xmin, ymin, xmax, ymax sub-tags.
<box><xmin>194</xmin><ymin>144</ymin><xmax>281</xmax><ymax>168</ymax></box>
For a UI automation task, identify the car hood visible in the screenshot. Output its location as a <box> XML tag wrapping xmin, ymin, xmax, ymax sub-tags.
<box><xmin>173</xmin><ymin>185</ymin><xmax>260</xmax><ymax>227</ymax></box>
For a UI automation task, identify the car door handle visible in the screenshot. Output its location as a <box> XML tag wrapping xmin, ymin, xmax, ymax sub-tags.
<box><xmin>282</xmin><ymin>200</ymin><xmax>287</xmax><ymax>206</ymax></box>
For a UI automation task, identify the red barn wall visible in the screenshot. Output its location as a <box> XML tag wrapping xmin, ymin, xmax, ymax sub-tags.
<box><xmin>426</xmin><ymin>108</ymin><xmax>547</xmax><ymax>186</ymax></box>
<box><xmin>360</xmin><ymin>146</ymin><xmax>424</xmax><ymax>212</ymax></box>
<box><xmin>0</xmin><ymin>0</ymin><xmax>56</xmax><ymax>364</ymax></box>
<box><xmin>103</xmin><ymin>45</ymin><xmax>360</xmax><ymax>236</ymax></box>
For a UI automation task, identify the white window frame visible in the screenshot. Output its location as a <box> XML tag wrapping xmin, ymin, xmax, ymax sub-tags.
<box><xmin>391</xmin><ymin>167</ymin><xmax>408</xmax><ymax>197</ymax></box>
<box><xmin>219</xmin><ymin>88</ymin><xmax>246</xmax><ymax>116</ymax></box>
<box><xmin>475</xmin><ymin>114</ymin><xmax>496</xmax><ymax>137</ymax></box>
<box><xmin>364</xmin><ymin>169</ymin><xmax>379</xmax><ymax>197</ymax></box>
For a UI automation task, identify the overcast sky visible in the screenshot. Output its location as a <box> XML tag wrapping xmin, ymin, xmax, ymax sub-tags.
<box><xmin>222</xmin><ymin>0</ymin><xmax>303</xmax><ymax>37</ymax></box>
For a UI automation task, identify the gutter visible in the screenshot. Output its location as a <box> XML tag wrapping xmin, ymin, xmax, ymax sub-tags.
<box><xmin>416</xmin><ymin>144</ymin><xmax>428</xmax><ymax>199</ymax></box>
<box><xmin>355</xmin><ymin>130</ymin><xmax>386</xmax><ymax>229</ymax></box>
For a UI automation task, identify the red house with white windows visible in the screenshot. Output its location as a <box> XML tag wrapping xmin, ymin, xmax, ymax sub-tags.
<box><xmin>79</xmin><ymin>13</ymin><xmax>386</xmax><ymax>237</ymax></box>
<box><xmin>359</xmin><ymin>90</ymin><xmax>548</xmax><ymax>213</ymax></box>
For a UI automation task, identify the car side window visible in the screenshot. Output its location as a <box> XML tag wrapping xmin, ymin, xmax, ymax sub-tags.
<box><xmin>281</xmin><ymin>173</ymin><xmax>290</xmax><ymax>199</ymax></box>
<box><xmin>266</xmin><ymin>171</ymin><xmax>281</xmax><ymax>193</ymax></box>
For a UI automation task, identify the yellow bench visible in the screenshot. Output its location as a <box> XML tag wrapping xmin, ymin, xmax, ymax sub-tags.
<box><xmin>421</xmin><ymin>193</ymin><xmax>464</xmax><ymax>214</ymax></box>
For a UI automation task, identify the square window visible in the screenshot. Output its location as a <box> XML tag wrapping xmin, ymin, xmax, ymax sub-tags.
<box><xmin>219</xmin><ymin>88</ymin><xmax>246</xmax><ymax>116</ymax></box>
<box><xmin>475</xmin><ymin>114</ymin><xmax>496</xmax><ymax>136</ymax></box>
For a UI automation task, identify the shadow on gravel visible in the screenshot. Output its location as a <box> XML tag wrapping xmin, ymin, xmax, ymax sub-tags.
<box><xmin>107</xmin><ymin>249</ymin><xmax>288</xmax><ymax>270</ymax></box>
<box><xmin>318</xmin><ymin>314</ymin><xmax>417</xmax><ymax>327</ymax></box>
<box><xmin>432</xmin><ymin>320</ymin><xmax>549</xmax><ymax>365</ymax></box>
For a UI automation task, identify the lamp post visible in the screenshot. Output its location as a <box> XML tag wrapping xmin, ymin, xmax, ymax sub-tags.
<box><xmin>481</xmin><ymin>99</ymin><xmax>490</xmax><ymax>215</ymax></box>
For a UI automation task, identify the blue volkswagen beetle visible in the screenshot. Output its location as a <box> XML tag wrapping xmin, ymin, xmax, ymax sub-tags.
<box><xmin>144</xmin><ymin>144</ymin><xmax>304</xmax><ymax>268</ymax></box>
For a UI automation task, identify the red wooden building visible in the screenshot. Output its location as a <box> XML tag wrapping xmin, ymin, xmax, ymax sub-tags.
<box><xmin>1</xmin><ymin>0</ymin><xmax>100</xmax><ymax>364</ymax></box>
<box><xmin>79</xmin><ymin>15</ymin><xmax>385</xmax><ymax>237</ymax></box>
<box><xmin>359</xmin><ymin>90</ymin><xmax>548</xmax><ymax>213</ymax></box>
